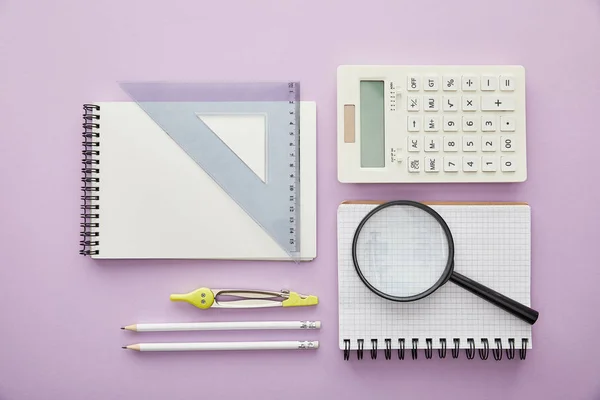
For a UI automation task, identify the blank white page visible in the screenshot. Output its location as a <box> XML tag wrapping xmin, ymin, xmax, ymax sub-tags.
<box><xmin>92</xmin><ymin>101</ymin><xmax>316</xmax><ymax>260</ymax></box>
<box><xmin>337</xmin><ymin>203</ymin><xmax>532</xmax><ymax>350</ymax></box>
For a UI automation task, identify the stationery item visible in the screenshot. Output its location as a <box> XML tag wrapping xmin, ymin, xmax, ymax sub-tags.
<box><xmin>122</xmin><ymin>321</ymin><xmax>321</xmax><ymax>332</ymax></box>
<box><xmin>123</xmin><ymin>340</ymin><xmax>319</xmax><ymax>352</ymax></box>
<box><xmin>351</xmin><ymin>200</ymin><xmax>538</xmax><ymax>324</ymax></box>
<box><xmin>338</xmin><ymin>201</ymin><xmax>534</xmax><ymax>361</ymax></box>
<box><xmin>79</xmin><ymin>82</ymin><xmax>317</xmax><ymax>261</ymax></box>
<box><xmin>170</xmin><ymin>287</ymin><xmax>319</xmax><ymax>310</ymax></box>
<box><xmin>337</xmin><ymin>65</ymin><xmax>527</xmax><ymax>183</ymax></box>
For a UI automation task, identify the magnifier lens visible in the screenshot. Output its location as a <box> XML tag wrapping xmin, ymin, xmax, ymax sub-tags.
<box><xmin>354</xmin><ymin>204</ymin><xmax>450</xmax><ymax>299</ymax></box>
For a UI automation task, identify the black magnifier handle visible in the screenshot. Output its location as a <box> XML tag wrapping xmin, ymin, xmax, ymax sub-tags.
<box><xmin>449</xmin><ymin>272</ymin><xmax>539</xmax><ymax>325</ymax></box>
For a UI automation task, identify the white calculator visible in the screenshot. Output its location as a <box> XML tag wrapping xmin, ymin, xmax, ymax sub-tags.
<box><xmin>337</xmin><ymin>65</ymin><xmax>527</xmax><ymax>183</ymax></box>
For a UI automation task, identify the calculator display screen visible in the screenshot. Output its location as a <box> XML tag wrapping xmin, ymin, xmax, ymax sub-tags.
<box><xmin>359</xmin><ymin>80</ymin><xmax>385</xmax><ymax>168</ymax></box>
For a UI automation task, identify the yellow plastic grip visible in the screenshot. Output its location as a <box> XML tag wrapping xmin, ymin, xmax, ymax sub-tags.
<box><xmin>170</xmin><ymin>287</ymin><xmax>215</xmax><ymax>309</ymax></box>
<box><xmin>281</xmin><ymin>292</ymin><xmax>319</xmax><ymax>307</ymax></box>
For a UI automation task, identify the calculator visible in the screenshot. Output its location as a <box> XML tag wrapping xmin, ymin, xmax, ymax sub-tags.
<box><xmin>337</xmin><ymin>65</ymin><xmax>527</xmax><ymax>183</ymax></box>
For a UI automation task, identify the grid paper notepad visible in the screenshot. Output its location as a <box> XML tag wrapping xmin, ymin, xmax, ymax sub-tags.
<box><xmin>337</xmin><ymin>202</ymin><xmax>532</xmax><ymax>354</ymax></box>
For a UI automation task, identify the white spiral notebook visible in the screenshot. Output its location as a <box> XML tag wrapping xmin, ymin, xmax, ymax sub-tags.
<box><xmin>79</xmin><ymin>100</ymin><xmax>317</xmax><ymax>260</ymax></box>
<box><xmin>337</xmin><ymin>201</ymin><xmax>533</xmax><ymax>361</ymax></box>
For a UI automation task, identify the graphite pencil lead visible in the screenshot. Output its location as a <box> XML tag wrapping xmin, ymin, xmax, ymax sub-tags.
<box><xmin>121</xmin><ymin>346</ymin><xmax>126</xmax><ymax>349</ymax></box>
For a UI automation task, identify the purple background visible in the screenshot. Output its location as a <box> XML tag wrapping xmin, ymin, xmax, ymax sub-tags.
<box><xmin>1</xmin><ymin>0</ymin><xmax>600</xmax><ymax>399</ymax></box>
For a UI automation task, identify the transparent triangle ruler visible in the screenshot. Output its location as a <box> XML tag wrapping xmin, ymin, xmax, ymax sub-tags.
<box><xmin>119</xmin><ymin>81</ymin><xmax>302</xmax><ymax>261</ymax></box>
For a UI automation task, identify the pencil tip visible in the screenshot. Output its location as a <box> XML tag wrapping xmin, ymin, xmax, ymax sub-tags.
<box><xmin>122</xmin><ymin>346</ymin><xmax>126</xmax><ymax>349</ymax></box>
<box><xmin>120</xmin><ymin>327</ymin><xmax>124</xmax><ymax>330</ymax></box>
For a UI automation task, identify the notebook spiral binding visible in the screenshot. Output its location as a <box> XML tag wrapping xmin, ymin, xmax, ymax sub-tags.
<box><xmin>342</xmin><ymin>338</ymin><xmax>529</xmax><ymax>361</ymax></box>
<box><xmin>80</xmin><ymin>104</ymin><xmax>101</xmax><ymax>256</ymax></box>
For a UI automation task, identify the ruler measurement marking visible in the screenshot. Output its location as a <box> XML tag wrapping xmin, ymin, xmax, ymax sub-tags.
<box><xmin>287</xmin><ymin>82</ymin><xmax>300</xmax><ymax>255</ymax></box>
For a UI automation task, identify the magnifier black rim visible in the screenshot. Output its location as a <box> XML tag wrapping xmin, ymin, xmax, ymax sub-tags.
<box><xmin>351</xmin><ymin>200</ymin><xmax>455</xmax><ymax>303</ymax></box>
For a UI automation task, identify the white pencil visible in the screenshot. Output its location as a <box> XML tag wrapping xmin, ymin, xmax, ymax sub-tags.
<box><xmin>122</xmin><ymin>340</ymin><xmax>319</xmax><ymax>352</ymax></box>
<box><xmin>121</xmin><ymin>321</ymin><xmax>321</xmax><ymax>332</ymax></box>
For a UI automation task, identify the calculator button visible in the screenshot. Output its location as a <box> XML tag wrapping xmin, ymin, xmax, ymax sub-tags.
<box><xmin>501</xmin><ymin>157</ymin><xmax>516</xmax><ymax>171</ymax></box>
<box><xmin>481</xmin><ymin>116</ymin><xmax>497</xmax><ymax>132</ymax></box>
<box><xmin>461</xmin><ymin>96</ymin><xmax>478</xmax><ymax>111</ymax></box>
<box><xmin>482</xmin><ymin>156</ymin><xmax>498</xmax><ymax>172</ymax></box>
<box><xmin>481</xmin><ymin>76</ymin><xmax>497</xmax><ymax>91</ymax></box>
<box><xmin>425</xmin><ymin>157</ymin><xmax>440</xmax><ymax>172</ymax></box>
<box><xmin>407</xmin><ymin>136</ymin><xmax>421</xmax><ymax>152</ymax></box>
<box><xmin>501</xmin><ymin>136</ymin><xmax>514</xmax><ymax>152</ymax></box>
<box><xmin>443</xmin><ymin>116</ymin><xmax>459</xmax><ymax>132</ymax></box>
<box><xmin>407</xmin><ymin>116</ymin><xmax>421</xmax><ymax>132</ymax></box>
<box><xmin>462</xmin><ymin>76</ymin><xmax>478</xmax><ymax>91</ymax></box>
<box><xmin>407</xmin><ymin>76</ymin><xmax>420</xmax><ymax>91</ymax></box>
<box><xmin>500</xmin><ymin>116</ymin><xmax>515</xmax><ymax>131</ymax></box>
<box><xmin>407</xmin><ymin>96</ymin><xmax>420</xmax><ymax>111</ymax></box>
<box><xmin>444</xmin><ymin>157</ymin><xmax>459</xmax><ymax>172</ymax></box>
<box><xmin>462</xmin><ymin>136</ymin><xmax>479</xmax><ymax>152</ymax></box>
<box><xmin>424</xmin><ymin>76</ymin><xmax>439</xmax><ymax>91</ymax></box>
<box><xmin>424</xmin><ymin>96</ymin><xmax>439</xmax><ymax>111</ymax></box>
<box><xmin>424</xmin><ymin>117</ymin><xmax>440</xmax><ymax>132</ymax></box>
<box><xmin>443</xmin><ymin>76</ymin><xmax>458</xmax><ymax>91</ymax></box>
<box><xmin>500</xmin><ymin>76</ymin><xmax>515</xmax><ymax>91</ymax></box>
<box><xmin>424</xmin><ymin>136</ymin><xmax>440</xmax><ymax>152</ymax></box>
<box><xmin>443</xmin><ymin>137</ymin><xmax>459</xmax><ymax>152</ymax></box>
<box><xmin>462</xmin><ymin>156</ymin><xmax>479</xmax><ymax>172</ymax></box>
<box><xmin>462</xmin><ymin>116</ymin><xmax>477</xmax><ymax>132</ymax></box>
<box><xmin>481</xmin><ymin>137</ymin><xmax>497</xmax><ymax>152</ymax></box>
<box><xmin>442</xmin><ymin>96</ymin><xmax>458</xmax><ymax>112</ymax></box>
<box><xmin>481</xmin><ymin>96</ymin><xmax>515</xmax><ymax>111</ymax></box>
<box><xmin>408</xmin><ymin>157</ymin><xmax>421</xmax><ymax>172</ymax></box>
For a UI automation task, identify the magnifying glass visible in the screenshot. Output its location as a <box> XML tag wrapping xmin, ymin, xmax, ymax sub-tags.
<box><xmin>351</xmin><ymin>200</ymin><xmax>539</xmax><ymax>325</ymax></box>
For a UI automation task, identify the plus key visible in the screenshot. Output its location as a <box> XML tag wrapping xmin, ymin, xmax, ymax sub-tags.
<box><xmin>481</xmin><ymin>96</ymin><xmax>515</xmax><ymax>111</ymax></box>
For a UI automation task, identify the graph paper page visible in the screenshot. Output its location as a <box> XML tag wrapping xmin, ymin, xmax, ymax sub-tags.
<box><xmin>337</xmin><ymin>203</ymin><xmax>532</xmax><ymax>350</ymax></box>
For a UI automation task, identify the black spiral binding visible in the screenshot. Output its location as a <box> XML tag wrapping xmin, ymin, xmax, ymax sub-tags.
<box><xmin>342</xmin><ymin>338</ymin><xmax>529</xmax><ymax>361</ymax></box>
<box><xmin>80</xmin><ymin>104</ymin><xmax>101</xmax><ymax>256</ymax></box>
<box><xmin>438</xmin><ymin>338</ymin><xmax>447</xmax><ymax>359</ymax></box>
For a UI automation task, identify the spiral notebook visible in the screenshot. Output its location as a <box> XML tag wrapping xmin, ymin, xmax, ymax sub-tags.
<box><xmin>337</xmin><ymin>201</ymin><xmax>533</xmax><ymax>361</ymax></box>
<box><xmin>79</xmin><ymin>101</ymin><xmax>317</xmax><ymax>260</ymax></box>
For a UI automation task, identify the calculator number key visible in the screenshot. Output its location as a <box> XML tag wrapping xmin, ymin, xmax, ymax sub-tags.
<box><xmin>444</xmin><ymin>157</ymin><xmax>459</xmax><ymax>172</ymax></box>
<box><xmin>482</xmin><ymin>156</ymin><xmax>498</xmax><ymax>172</ymax></box>
<box><xmin>462</xmin><ymin>116</ymin><xmax>477</xmax><ymax>132</ymax></box>
<box><xmin>481</xmin><ymin>137</ymin><xmax>497</xmax><ymax>152</ymax></box>
<box><xmin>501</xmin><ymin>137</ymin><xmax>515</xmax><ymax>152</ymax></box>
<box><xmin>443</xmin><ymin>116</ymin><xmax>459</xmax><ymax>132</ymax></box>
<box><xmin>501</xmin><ymin>157</ymin><xmax>516</xmax><ymax>172</ymax></box>
<box><xmin>481</xmin><ymin>116</ymin><xmax>496</xmax><ymax>132</ymax></box>
<box><xmin>462</xmin><ymin>136</ymin><xmax>479</xmax><ymax>152</ymax></box>
<box><xmin>462</xmin><ymin>156</ymin><xmax>479</xmax><ymax>172</ymax></box>
<box><xmin>443</xmin><ymin>137</ymin><xmax>458</xmax><ymax>152</ymax></box>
